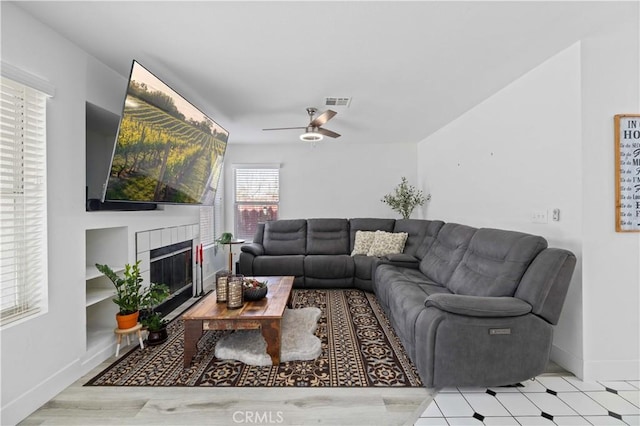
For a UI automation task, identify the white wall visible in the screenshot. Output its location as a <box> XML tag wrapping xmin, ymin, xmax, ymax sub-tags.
<box><xmin>1</xmin><ymin>4</ymin><xmax>200</xmax><ymax>424</ymax></box>
<box><xmin>223</xmin><ymin>142</ymin><xmax>419</xmax><ymax>227</ymax></box>
<box><xmin>580</xmin><ymin>16</ymin><xmax>640</xmax><ymax>381</ymax></box>
<box><xmin>418</xmin><ymin>43</ymin><xmax>584</xmax><ymax>375</ymax></box>
<box><xmin>417</xmin><ymin>8</ymin><xmax>640</xmax><ymax>382</ymax></box>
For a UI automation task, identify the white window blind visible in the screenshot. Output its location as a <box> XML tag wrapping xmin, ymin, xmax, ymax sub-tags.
<box><xmin>234</xmin><ymin>166</ymin><xmax>279</xmax><ymax>240</ymax></box>
<box><xmin>1</xmin><ymin>76</ymin><xmax>49</xmax><ymax>326</ymax></box>
<box><xmin>199</xmin><ymin>172</ymin><xmax>224</xmax><ymax>246</ymax></box>
<box><xmin>213</xmin><ymin>173</ymin><xmax>224</xmax><ymax>241</ymax></box>
<box><xmin>199</xmin><ymin>205</ymin><xmax>214</xmax><ymax>246</ymax></box>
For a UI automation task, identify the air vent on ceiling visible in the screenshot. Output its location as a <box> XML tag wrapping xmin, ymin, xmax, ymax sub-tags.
<box><xmin>324</xmin><ymin>97</ymin><xmax>351</xmax><ymax>108</ymax></box>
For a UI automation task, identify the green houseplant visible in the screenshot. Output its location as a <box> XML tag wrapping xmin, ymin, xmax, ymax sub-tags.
<box><xmin>141</xmin><ymin>312</ymin><xmax>169</xmax><ymax>346</ymax></box>
<box><xmin>95</xmin><ymin>260</ymin><xmax>169</xmax><ymax>329</ymax></box>
<box><xmin>139</xmin><ymin>276</ymin><xmax>171</xmax><ymax>345</ymax></box>
<box><xmin>381</xmin><ymin>177</ymin><xmax>431</xmax><ymax>219</ymax></box>
<box><xmin>215</xmin><ymin>232</ymin><xmax>234</xmax><ymax>245</ymax></box>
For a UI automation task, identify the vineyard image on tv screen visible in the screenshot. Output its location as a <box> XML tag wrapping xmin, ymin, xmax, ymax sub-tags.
<box><xmin>104</xmin><ymin>60</ymin><xmax>228</xmax><ymax>205</ymax></box>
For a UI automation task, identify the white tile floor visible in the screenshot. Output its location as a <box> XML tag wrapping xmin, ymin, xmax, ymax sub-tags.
<box><xmin>415</xmin><ymin>375</ymin><xmax>640</xmax><ymax>426</ymax></box>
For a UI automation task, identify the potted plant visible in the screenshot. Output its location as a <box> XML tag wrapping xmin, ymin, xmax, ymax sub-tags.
<box><xmin>140</xmin><ymin>278</ymin><xmax>171</xmax><ymax>345</ymax></box>
<box><xmin>381</xmin><ymin>176</ymin><xmax>431</xmax><ymax>219</ymax></box>
<box><xmin>95</xmin><ymin>260</ymin><xmax>169</xmax><ymax>330</ymax></box>
<box><xmin>215</xmin><ymin>232</ymin><xmax>234</xmax><ymax>245</ymax></box>
<box><xmin>141</xmin><ymin>312</ymin><xmax>169</xmax><ymax>346</ymax></box>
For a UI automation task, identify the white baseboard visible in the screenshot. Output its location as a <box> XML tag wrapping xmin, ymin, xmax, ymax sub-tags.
<box><xmin>81</xmin><ymin>341</ymin><xmax>116</xmax><ymax>376</ymax></box>
<box><xmin>550</xmin><ymin>344</ymin><xmax>584</xmax><ymax>378</ymax></box>
<box><xmin>1</xmin><ymin>359</ymin><xmax>80</xmax><ymax>426</ymax></box>
<box><xmin>554</xmin><ymin>343</ymin><xmax>640</xmax><ymax>381</ymax></box>
<box><xmin>583</xmin><ymin>359</ymin><xmax>640</xmax><ymax>382</ymax></box>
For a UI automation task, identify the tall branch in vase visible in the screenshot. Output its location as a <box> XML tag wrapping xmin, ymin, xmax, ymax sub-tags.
<box><xmin>381</xmin><ymin>177</ymin><xmax>431</xmax><ymax>219</ymax></box>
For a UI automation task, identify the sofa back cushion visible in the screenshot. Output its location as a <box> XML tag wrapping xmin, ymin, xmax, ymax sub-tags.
<box><xmin>394</xmin><ymin>219</ymin><xmax>445</xmax><ymax>258</ymax></box>
<box><xmin>307</xmin><ymin>218</ymin><xmax>350</xmax><ymax>255</ymax></box>
<box><xmin>263</xmin><ymin>219</ymin><xmax>307</xmax><ymax>255</ymax></box>
<box><xmin>415</xmin><ymin>220</ymin><xmax>446</xmax><ymax>259</ymax></box>
<box><xmin>251</xmin><ymin>223</ymin><xmax>265</xmax><ymax>245</ymax></box>
<box><xmin>349</xmin><ymin>218</ymin><xmax>395</xmax><ymax>250</ymax></box>
<box><xmin>447</xmin><ymin>228</ymin><xmax>548</xmax><ymax>297</ymax></box>
<box><xmin>514</xmin><ymin>248</ymin><xmax>576</xmax><ymax>325</ymax></box>
<box><xmin>419</xmin><ymin>223</ymin><xmax>477</xmax><ymax>285</ymax></box>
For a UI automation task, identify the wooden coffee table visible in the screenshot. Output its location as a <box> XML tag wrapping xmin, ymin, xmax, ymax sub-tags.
<box><xmin>182</xmin><ymin>275</ymin><xmax>294</xmax><ymax>368</ymax></box>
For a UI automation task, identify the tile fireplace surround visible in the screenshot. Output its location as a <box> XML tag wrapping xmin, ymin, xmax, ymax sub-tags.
<box><xmin>135</xmin><ymin>223</ymin><xmax>200</xmax><ymax>292</ymax></box>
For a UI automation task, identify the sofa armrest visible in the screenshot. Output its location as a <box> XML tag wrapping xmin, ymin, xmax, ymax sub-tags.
<box><xmin>240</xmin><ymin>243</ymin><xmax>264</xmax><ymax>256</ymax></box>
<box><xmin>381</xmin><ymin>253</ymin><xmax>420</xmax><ymax>269</ymax></box>
<box><xmin>425</xmin><ymin>294</ymin><xmax>532</xmax><ymax>317</ymax></box>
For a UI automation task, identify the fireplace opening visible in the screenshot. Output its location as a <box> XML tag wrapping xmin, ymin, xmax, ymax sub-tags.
<box><xmin>150</xmin><ymin>240</ymin><xmax>193</xmax><ymax>316</ymax></box>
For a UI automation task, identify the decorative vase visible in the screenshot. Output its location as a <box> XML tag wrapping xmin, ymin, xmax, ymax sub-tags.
<box><xmin>116</xmin><ymin>311</ymin><xmax>139</xmax><ymax>330</ymax></box>
<box><xmin>216</xmin><ymin>269</ymin><xmax>231</xmax><ymax>303</ymax></box>
<box><xmin>146</xmin><ymin>327</ymin><xmax>168</xmax><ymax>346</ymax></box>
<box><xmin>226</xmin><ymin>274</ymin><xmax>244</xmax><ymax>309</ymax></box>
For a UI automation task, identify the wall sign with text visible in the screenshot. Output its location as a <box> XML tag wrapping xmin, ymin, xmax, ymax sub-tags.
<box><xmin>615</xmin><ymin>114</ymin><xmax>640</xmax><ymax>232</ymax></box>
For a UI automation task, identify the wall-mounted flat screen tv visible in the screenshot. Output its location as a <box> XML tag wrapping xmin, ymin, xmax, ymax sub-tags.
<box><xmin>103</xmin><ymin>60</ymin><xmax>228</xmax><ymax>205</ymax></box>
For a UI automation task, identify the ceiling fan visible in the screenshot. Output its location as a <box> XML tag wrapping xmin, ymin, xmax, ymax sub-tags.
<box><xmin>263</xmin><ymin>107</ymin><xmax>341</xmax><ymax>141</ymax></box>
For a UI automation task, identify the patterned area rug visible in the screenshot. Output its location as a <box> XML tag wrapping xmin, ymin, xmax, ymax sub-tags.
<box><xmin>85</xmin><ymin>289</ymin><xmax>423</xmax><ymax>387</ymax></box>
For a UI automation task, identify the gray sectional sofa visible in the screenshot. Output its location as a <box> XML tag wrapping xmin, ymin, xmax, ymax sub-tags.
<box><xmin>238</xmin><ymin>218</ymin><xmax>576</xmax><ymax>388</ymax></box>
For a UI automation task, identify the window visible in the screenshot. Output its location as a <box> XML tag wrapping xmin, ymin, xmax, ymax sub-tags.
<box><xmin>199</xmin><ymin>205</ymin><xmax>214</xmax><ymax>246</ymax></box>
<box><xmin>234</xmin><ymin>165</ymin><xmax>279</xmax><ymax>241</ymax></box>
<box><xmin>213</xmin><ymin>173</ymin><xmax>224</xmax><ymax>242</ymax></box>
<box><xmin>199</xmin><ymin>171</ymin><xmax>224</xmax><ymax>247</ymax></box>
<box><xmin>1</xmin><ymin>73</ymin><xmax>51</xmax><ymax>326</ymax></box>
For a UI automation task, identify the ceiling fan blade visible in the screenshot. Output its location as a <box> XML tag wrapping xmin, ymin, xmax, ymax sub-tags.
<box><xmin>310</xmin><ymin>109</ymin><xmax>337</xmax><ymax>127</ymax></box>
<box><xmin>262</xmin><ymin>126</ymin><xmax>306</xmax><ymax>131</ymax></box>
<box><xmin>316</xmin><ymin>127</ymin><xmax>341</xmax><ymax>138</ymax></box>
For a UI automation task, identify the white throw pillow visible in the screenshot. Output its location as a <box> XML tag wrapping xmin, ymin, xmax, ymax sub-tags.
<box><xmin>350</xmin><ymin>230</ymin><xmax>377</xmax><ymax>256</ymax></box>
<box><xmin>367</xmin><ymin>231</ymin><xmax>408</xmax><ymax>257</ymax></box>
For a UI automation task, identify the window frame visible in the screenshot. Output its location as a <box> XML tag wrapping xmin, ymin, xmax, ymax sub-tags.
<box><xmin>232</xmin><ymin>164</ymin><xmax>280</xmax><ymax>241</ymax></box>
<box><xmin>1</xmin><ymin>64</ymin><xmax>53</xmax><ymax>327</ymax></box>
<box><xmin>199</xmin><ymin>170</ymin><xmax>224</xmax><ymax>248</ymax></box>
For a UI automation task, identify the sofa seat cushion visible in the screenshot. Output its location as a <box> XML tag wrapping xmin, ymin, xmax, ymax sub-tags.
<box><xmin>381</xmin><ymin>279</ymin><xmax>451</xmax><ymax>361</ymax></box>
<box><xmin>306</xmin><ymin>218</ymin><xmax>350</xmax><ymax>255</ymax></box>
<box><xmin>263</xmin><ymin>219</ymin><xmax>307</xmax><ymax>255</ymax></box>
<box><xmin>447</xmin><ymin>228</ymin><xmax>548</xmax><ymax>297</ymax></box>
<box><xmin>377</xmin><ymin>265</ymin><xmax>437</xmax><ymax>287</ymax></box>
<box><xmin>353</xmin><ymin>254</ymin><xmax>380</xmax><ymax>280</ymax></box>
<box><xmin>253</xmin><ymin>255</ymin><xmax>305</xmax><ymax>276</ymax></box>
<box><xmin>304</xmin><ymin>255</ymin><xmax>355</xmax><ymax>279</ymax></box>
<box><xmin>374</xmin><ymin>264</ymin><xmax>450</xmax><ymax>314</ymax></box>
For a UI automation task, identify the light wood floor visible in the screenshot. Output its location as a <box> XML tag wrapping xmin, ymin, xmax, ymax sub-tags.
<box><xmin>19</xmin><ymin>296</ymin><xmax>435</xmax><ymax>425</ymax></box>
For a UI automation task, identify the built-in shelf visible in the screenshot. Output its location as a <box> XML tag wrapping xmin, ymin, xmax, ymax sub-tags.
<box><xmin>86</xmin><ymin>287</ymin><xmax>116</xmax><ymax>307</ymax></box>
<box><xmin>85</xmin><ymin>226</ymin><xmax>128</xmax><ymax>354</ymax></box>
<box><xmin>85</xmin><ymin>265</ymin><xmax>125</xmax><ymax>281</ymax></box>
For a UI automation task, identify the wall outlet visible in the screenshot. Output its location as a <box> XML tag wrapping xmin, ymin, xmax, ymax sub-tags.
<box><xmin>552</xmin><ymin>208</ymin><xmax>560</xmax><ymax>221</ymax></box>
<box><xmin>531</xmin><ymin>210</ymin><xmax>548</xmax><ymax>224</ymax></box>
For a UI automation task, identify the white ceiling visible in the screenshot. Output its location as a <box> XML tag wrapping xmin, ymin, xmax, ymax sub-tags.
<box><xmin>12</xmin><ymin>1</ymin><xmax>626</xmax><ymax>145</ymax></box>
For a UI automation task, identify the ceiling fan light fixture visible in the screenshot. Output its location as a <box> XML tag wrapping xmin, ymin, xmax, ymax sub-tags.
<box><xmin>300</xmin><ymin>132</ymin><xmax>323</xmax><ymax>142</ymax></box>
